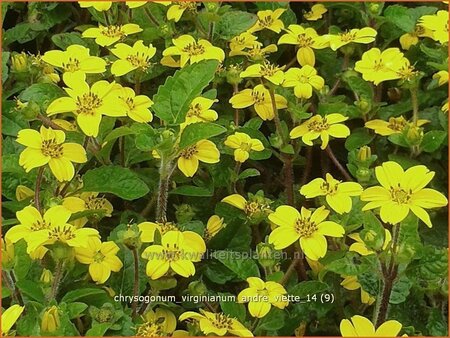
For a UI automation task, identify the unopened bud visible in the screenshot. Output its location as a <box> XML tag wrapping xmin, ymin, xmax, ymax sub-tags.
<box><xmin>41</xmin><ymin>306</ymin><xmax>60</xmax><ymax>333</ymax></box>
<box><xmin>40</xmin><ymin>269</ymin><xmax>53</xmax><ymax>285</ymax></box>
<box><xmin>11</xmin><ymin>52</ymin><xmax>28</xmax><ymax>73</ymax></box>
<box><xmin>256</xmin><ymin>243</ymin><xmax>279</xmax><ymax>268</ymax></box>
<box><xmin>357</xmin><ymin>146</ymin><xmax>371</xmax><ymax>162</ymax></box>
<box><xmin>405</xmin><ymin>125</ymin><xmax>423</xmax><ymax>146</ymax></box>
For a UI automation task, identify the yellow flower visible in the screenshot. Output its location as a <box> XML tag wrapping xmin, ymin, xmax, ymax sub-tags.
<box><xmin>126</xmin><ymin>1</ymin><xmax>147</xmax><ymax>9</ymax></box>
<box><xmin>204</xmin><ymin>215</ymin><xmax>225</xmax><ymax>240</ymax></box>
<box><xmin>283</xmin><ymin>65</ymin><xmax>325</xmax><ymax>99</ymax></box>
<box><xmin>110</xmin><ymin>40</ymin><xmax>156</xmax><ymax>76</ymax></box>
<box><xmin>442</xmin><ymin>100</ymin><xmax>448</xmax><ymax>113</ymax></box>
<box><xmin>248</xmin><ymin>9</ymin><xmax>286</xmax><ymax>33</ymax></box>
<box><xmin>165</xmin><ymin>2</ymin><xmax>198</xmax><ymax>22</ymax></box>
<box><xmin>433</xmin><ymin>70</ymin><xmax>449</xmax><ymax>86</ymax></box>
<box><xmin>141</xmin><ymin>230</ymin><xmax>206</xmax><ymax>279</ymax></box>
<box><xmin>361</xmin><ymin>161</ymin><xmax>448</xmax><ymax>227</ymax></box>
<box><xmin>290</xmin><ymin>113</ymin><xmax>350</xmax><ymax>150</ymax></box>
<box><xmin>229</xmin><ymin>42</ymin><xmax>277</xmax><ymax>60</ymax></box>
<box><xmin>240</xmin><ymin>61</ymin><xmax>285</xmax><ymax>85</ymax></box>
<box><xmin>1</xmin><ymin>305</ymin><xmax>24</xmax><ymax>336</ymax></box>
<box><xmin>41</xmin><ymin>306</ymin><xmax>60</xmax><ymax>333</ymax></box>
<box><xmin>137</xmin><ymin>308</ymin><xmax>180</xmax><ymax>336</ymax></box>
<box><xmin>340</xmin><ymin>276</ymin><xmax>375</xmax><ymax>305</ymax></box>
<box><xmin>179</xmin><ymin>309</ymin><xmax>253</xmax><ymax>337</ymax></box>
<box><xmin>17</xmin><ymin>126</ymin><xmax>87</xmax><ymax>182</ymax></box>
<box><xmin>163</xmin><ymin>35</ymin><xmax>225</xmax><ymax>68</ymax></box>
<box><xmin>320</xmin><ymin>27</ymin><xmax>377</xmax><ymax>51</ymax></box>
<box><xmin>78</xmin><ymin>1</ymin><xmax>112</xmax><ymax>11</ymax></box>
<box><xmin>63</xmin><ymin>192</ymin><xmax>113</xmax><ymax>228</ymax></box>
<box><xmin>348</xmin><ymin>229</ymin><xmax>392</xmax><ymax>256</ymax></box>
<box><xmin>46</xmin><ymin>72</ymin><xmax>126</xmax><ymax>137</ymax></box>
<box><xmin>177</xmin><ymin>139</ymin><xmax>220</xmax><ymax>177</ymax></box>
<box><xmin>354</xmin><ymin>48</ymin><xmax>405</xmax><ymax>85</ymax></box>
<box><xmin>82</xmin><ymin>24</ymin><xmax>143</xmax><ymax>47</ymax></box>
<box><xmin>1</xmin><ymin>238</ymin><xmax>15</xmax><ymax>269</ymax></box>
<box><xmin>221</xmin><ymin>194</ymin><xmax>271</xmax><ymax>218</ymax></box>
<box><xmin>75</xmin><ymin>237</ymin><xmax>123</xmax><ymax>284</ymax></box>
<box><xmin>183</xmin><ymin>97</ymin><xmax>218</xmax><ymax>126</ymax></box>
<box><xmin>419</xmin><ymin>10</ymin><xmax>449</xmax><ymax>44</ymax></box>
<box><xmin>365</xmin><ymin>116</ymin><xmax>428</xmax><ymax>136</ymax></box>
<box><xmin>300</xmin><ymin>173</ymin><xmax>363</xmax><ymax>214</ymax></box>
<box><xmin>340</xmin><ymin>315</ymin><xmax>403</xmax><ymax>337</ymax></box>
<box><xmin>304</xmin><ymin>4</ymin><xmax>327</xmax><ymax>21</ymax></box>
<box><xmin>268</xmin><ymin>205</ymin><xmax>344</xmax><ymax>260</ymax></box>
<box><xmin>42</xmin><ymin>44</ymin><xmax>106</xmax><ymax>83</ymax></box>
<box><xmin>278</xmin><ymin>25</ymin><xmax>325</xmax><ymax>66</ymax></box>
<box><xmin>399</xmin><ymin>25</ymin><xmax>434</xmax><ymax>50</ymax></box>
<box><xmin>118</xmin><ymin>86</ymin><xmax>154</xmax><ymax>123</ymax></box>
<box><xmin>229</xmin><ymin>32</ymin><xmax>259</xmax><ymax>55</ymax></box>
<box><xmin>138</xmin><ymin>220</ymin><xmax>179</xmax><ymax>243</ymax></box>
<box><xmin>229</xmin><ymin>84</ymin><xmax>287</xmax><ymax>121</ymax></box>
<box><xmin>15</xmin><ymin>185</ymin><xmax>34</xmax><ymax>201</ymax></box>
<box><xmin>224</xmin><ymin>132</ymin><xmax>264</xmax><ymax>163</ymax></box>
<box><xmin>237</xmin><ymin>277</ymin><xmax>288</xmax><ymax>318</ymax></box>
<box><xmin>11</xmin><ymin>52</ymin><xmax>28</xmax><ymax>72</ymax></box>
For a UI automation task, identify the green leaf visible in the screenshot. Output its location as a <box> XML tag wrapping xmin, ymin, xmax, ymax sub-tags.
<box><xmin>344</xmin><ymin>76</ymin><xmax>374</xmax><ymax>100</ymax></box>
<box><xmin>179</xmin><ymin>122</ymin><xmax>226</xmax><ymax>149</ymax></box>
<box><xmin>345</xmin><ymin>128</ymin><xmax>375</xmax><ymax>151</ymax></box>
<box><xmin>219</xmin><ymin>293</ymin><xmax>246</xmax><ymax>322</ymax></box>
<box><xmin>257</xmin><ymin>308</ymin><xmax>285</xmax><ymax>331</ymax></box>
<box><xmin>86</xmin><ymin>323</ymin><xmax>112</xmax><ymax>337</ymax></box>
<box><xmin>66</xmin><ymin>302</ymin><xmax>88</xmax><ymax>319</ymax></box>
<box><xmin>384</xmin><ymin>5</ymin><xmax>416</xmax><ymax>32</ymax></box>
<box><xmin>2</xmin><ymin>51</ymin><xmax>10</xmax><ymax>84</ymax></box>
<box><xmin>325</xmin><ymin>253</ymin><xmax>370</xmax><ymax>276</ymax></box>
<box><xmin>238</xmin><ymin>168</ymin><xmax>260</xmax><ymax>180</ymax></box>
<box><xmin>152</xmin><ymin>60</ymin><xmax>219</xmax><ymax>124</ymax></box>
<box><xmin>169</xmin><ymin>185</ymin><xmax>213</xmax><ymax>197</ymax></box>
<box><xmin>102</xmin><ymin>126</ymin><xmax>135</xmax><ymax>144</ymax></box>
<box><xmin>289</xmin><ymin>281</ymin><xmax>329</xmax><ymax>298</ymax></box>
<box><xmin>361</xmin><ymin>211</ymin><xmax>385</xmax><ymax>251</ymax></box>
<box><xmin>212</xmin><ymin>250</ymin><xmax>260</xmax><ymax>280</ymax></box>
<box><xmin>52</xmin><ymin>32</ymin><xmax>99</xmax><ymax>54</ymax></box>
<box><xmin>389</xmin><ymin>275</ymin><xmax>412</xmax><ymax>304</ymax></box>
<box><xmin>132</xmin><ymin>123</ymin><xmax>157</xmax><ymax>151</ymax></box>
<box><xmin>204</xmin><ymin>261</ymin><xmax>237</xmax><ymax>284</ymax></box>
<box><xmin>215</xmin><ymin>11</ymin><xmax>257</xmax><ymax>40</ymax></box>
<box><xmin>16</xmin><ymin>280</ymin><xmax>45</xmax><ymax>302</ymax></box>
<box><xmin>408</xmin><ymin>246</ymin><xmax>448</xmax><ymax>280</ymax></box>
<box><xmin>426</xmin><ymin>308</ymin><xmax>448</xmax><ymax>336</ymax></box>
<box><xmin>61</xmin><ymin>288</ymin><xmax>107</xmax><ymax>303</ymax></box>
<box><xmin>19</xmin><ymin>83</ymin><xmax>65</xmax><ymax>110</ymax></box>
<box><xmin>421</xmin><ymin>130</ymin><xmax>447</xmax><ymax>153</ymax></box>
<box><xmin>82</xmin><ymin>165</ymin><xmax>149</xmax><ymax>200</ymax></box>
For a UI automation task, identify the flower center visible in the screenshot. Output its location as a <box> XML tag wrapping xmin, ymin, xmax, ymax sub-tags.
<box><xmin>259</xmin><ymin>15</ymin><xmax>274</xmax><ymax>28</ymax></box>
<box><xmin>31</xmin><ymin>219</ymin><xmax>50</xmax><ymax>231</ymax></box>
<box><xmin>62</xmin><ymin>57</ymin><xmax>80</xmax><ymax>72</ymax></box>
<box><xmin>320</xmin><ymin>181</ymin><xmax>339</xmax><ymax>195</ymax></box>
<box><xmin>182</xmin><ymin>42</ymin><xmax>205</xmax><ymax>56</ymax></box>
<box><xmin>308</xmin><ymin>118</ymin><xmax>329</xmax><ymax>132</ymax></box>
<box><xmin>85</xmin><ymin>195</ymin><xmax>109</xmax><ymax>210</ymax></box>
<box><xmin>294</xmin><ymin>217</ymin><xmax>318</xmax><ymax>237</ymax></box>
<box><xmin>244</xmin><ymin>201</ymin><xmax>261</xmax><ymax>216</ymax></box>
<box><xmin>157</xmin><ymin>222</ymin><xmax>178</xmax><ymax>235</ymax></box>
<box><xmin>390</xmin><ymin>186</ymin><xmax>411</xmax><ymax>204</ymax></box>
<box><xmin>48</xmin><ymin>225</ymin><xmax>76</xmax><ymax>242</ymax></box>
<box><xmin>126</xmin><ymin>52</ymin><xmax>152</xmax><ymax>69</ymax></box>
<box><xmin>261</xmin><ymin>62</ymin><xmax>281</xmax><ymax>77</ymax></box>
<box><xmin>101</xmin><ymin>25</ymin><xmax>125</xmax><ymax>38</ymax></box>
<box><xmin>252</xmin><ymin>89</ymin><xmax>266</xmax><ymax>104</ymax></box>
<box><xmin>162</xmin><ymin>245</ymin><xmax>182</xmax><ymax>262</ymax></box>
<box><xmin>76</xmin><ymin>93</ymin><xmax>102</xmax><ymax>116</ymax></box>
<box><xmin>239</xmin><ymin>142</ymin><xmax>252</xmax><ymax>152</ymax></box>
<box><xmin>339</xmin><ymin>31</ymin><xmax>357</xmax><ymax>42</ymax></box>
<box><xmin>180</xmin><ymin>145</ymin><xmax>198</xmax><ymax>159</ymax></box>
<box><xmin>297</xmin><ymin>34</ymin><xmax>313</xmax><ymax>47</ymax></box>
<box><xmin>175</xmin><ymin>1</ymin><xmax>197</xmax><ymax>11</ymax></box>
<box><xmin>387</xmin><ymin>117</ymin><xmax>406</xmax><ymax>131</ymax></box>
<box><xmin>41</xmin><ymin>139</ymin><xmax>64</xmax><ymax>158</ymax></box>
<box><xmin>212</xmin><ymin>313</ymin><xmax>233</xmax><ymax>330</ymax></box>
<box><xmin>136</xmin><ymin>322</ymin><xmax>164</xmax><ymax>337</ymax></box>
<box><xmin>93</xmin><ymin>251</ymin><xmax>106</xmax><ymax>263</ymax></box>
<box><xmin>121</xmin><ymin>97</ymin><xmax>135</xmax><ymax>111</ymax></box>
<box><xmin>187</xmin><ymin>103</ymin><xmax>203</xmax><ymax>117</ymax></box>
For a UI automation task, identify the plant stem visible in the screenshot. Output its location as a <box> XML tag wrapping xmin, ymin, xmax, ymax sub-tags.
<box><xmin>281</xmin><ymin>245</ymin><xmax>307</xmax><ymax>285</ymax></box>
<box><xmin>144</xmin><ymin>7</ymin><xmax>159</xmax><ymax>26</ymax></box>
<box><xmin>35</xmin><ymin>166</ymin><xmax>45</xmax><ymax>213</ymax></box>
<box><xmin>232</xmin><ymin>161</ymin><xmax>241</xmax><ymax>193</ymax></box>
<box><xmin>2</xmin><ymin>271</ymin><xmax>21</xmax><ymax>305</ymax></box>
<box><xmin>156</xmin><ymin>157</ymin><xmax>174</xmax><ymax>222</ymax></box>
<box><xmin>232</xmin><ymin>83</ymin><xmax>240</xmax><ymax>126</ymax></box>
<box><xmin>268</xmin><ymin>86</ymin><xmax>286</xmax><ymax>145</ymax></box>
<box><xmin>208</xmin><ymin>21</ymin><xmax>215</xmax><ymax>42</ymax></box>
<box><xmin>37</xmin><ymin>114</ymin><xmax>65</xmax><ymax>130</ymax></box>
<box><xmin>48</xmin><ymin>261</ymin><xmax>64</xmax><ymax>301</ymax></box>
<box><xmin>283</xmin><ymin>154</ymin><xmax>294</xmax><ymax>206</ymax></box>
<box><xmin>300</xmin><ymin>146</ymin><xmax>313</xmax><ymax>186</ymax></box>
<box><xmin>131</xmin><ymin>248</ymin><xmax>140</xmax><ymax>318</ymax></box>
<box><xmin>324</xmin><ymin>146</ymin><xmax>352</xmax><ymax>181</ymax></box>
<box><xmin>410</xmin><ymin>87</ymin><xmax>419</xmax><ymax>124</ymax></box>
<box><xmin>250</xmin><ymin>317</ymin><xmax>260</xmax><ymax>332</ymax></box>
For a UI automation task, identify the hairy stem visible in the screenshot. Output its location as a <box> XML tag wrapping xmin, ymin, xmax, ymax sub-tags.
<box><xmin>410</xmin><ymin>87</ymin><xmax>419</xmax><ymax>124</ymax></box>
<box><xmin>156</xmin><ymin>157</ymin><xmax>174</xmax><ymax>222</ymax></box>
<box><xmin>283</xmin><ymin>154</ymin><xmax>294</xmax><ymax>206</ymax></box>
<box><xmin>48</xmin><ymin>261</ymin><xmax>64</xmax><ymax>301</ymax></box>
<box><xmin>324</xmin><ymin>146</ymin><xmax>352</xmax><ymax>181</ymax></box>
<box><xmin>232</xmin><ymin>83</ymin><xmax>240</xmax><ymax>126</ymax></box>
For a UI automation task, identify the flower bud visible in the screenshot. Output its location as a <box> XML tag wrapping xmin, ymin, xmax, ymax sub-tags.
<box><xmin>119</xmin><ymin>224</ymin><xmax>142</xmax><ymax>250</ymax></box>
<box><xmin>15</xmin><ymin>185</ymin><xmax>34</xmax><ymax>201</ymax></box>
<box><xmin>204</xmin><ymin>2</ymin><xmax>219</xmax><ymax>12</ymax></box>
<box><xmin>175</xmin><ymin>204</ymin><xmax>196</xmax><ymax>224</ymax></box>
<box><xmin>204</xmin><ymin>215</ymin><xmax>225</xmax><ymax>240</ymax></box>
<box><xmin>367</xmin><ymin>2</ymin><xmax>382</xmax><ymax>15</ymax></box>
<box><xmin>188</xmin><ymin>280</ymin><xmax>208</xmax><ymax>296</ymax></box>
<box><xmin>405</xmin><ymin>124</ymin><xmax>423</xmax><ymax>146</ymax></box>
<box><xmin>355</xmin><ymin>99</ymin><xmax>370</xmax><ymax>113</ymax></box>
<box><xmin>356</xmin><ymin>167</ymin><xmax>372</xmax><ymax>184</ymax></box>
<box><xmin>226</xmin><ymin>65</ymin><xmax>243</xmax><ymax>86</ymax></box>
<box><xmin>357</xmin><ymin>146</ymin><xmax>371</xmax><ymax>162</ymax></box>
<box><xmin>256</xmin><ymin>243</ymin><xmax>279</xmax><ymax>268</ymax></box>
<box><xmin>11</xmin><ymin>52</ymin><xmax>29</xmax><ymax>73</ymax></box>
<box><xmin>1</xmin><ymin>239</ymin><xmax>15</xmax><ymax>270</ymax></box>
<box><xmin>41</xmin><ymin>306</ymin><xmax>60</xmax><ymax>333</ymax></box>
<box><xmin>40</xmin><ymin>269</ymin><xmax>53</xmax><ymax>285</ymax></box>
